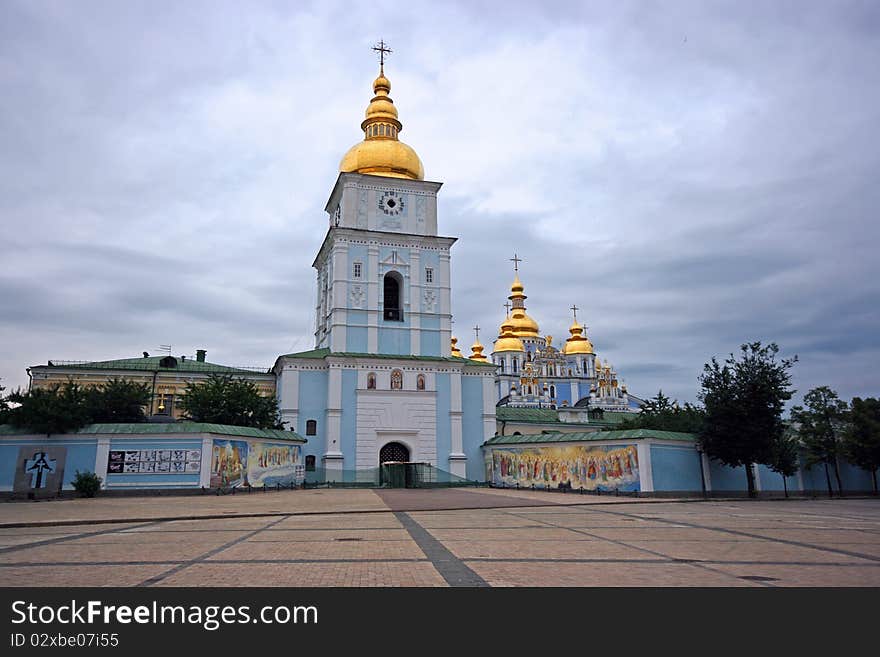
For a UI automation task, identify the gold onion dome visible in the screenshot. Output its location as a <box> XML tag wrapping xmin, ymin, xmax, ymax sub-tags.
<box><xmin>507</xmin><ymin>274</ymin><xmax>540</xmax><ymax>337</ymax></box>
<box><xmin>469</xmin><ymin>340</ymin><xmax>488</xmax><ymax>362</ymax></box>
<box><xmin>494</xmin><ymin>316</ymin><xmax>525</xmax><ymax>353</ymax></box>
<box><xmin>339</xmin><ymin>65</ymin><xmax>425</xmax><ymax>180</ymax></box>
<box><xmin>450</xmin><ymin>336</ymin><xmax>463</xmax><ymax>358</ymax></box>
<box><xmin>562</xmin><ymin>320</ymin><xmax>594</xmax><ymax>355</ymax></box>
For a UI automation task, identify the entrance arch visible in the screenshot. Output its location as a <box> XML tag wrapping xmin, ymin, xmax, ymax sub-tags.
<box><xmin>379</xmin><ymin>441</ymin><xmax>410</xmax><ymax>465</ymax></box>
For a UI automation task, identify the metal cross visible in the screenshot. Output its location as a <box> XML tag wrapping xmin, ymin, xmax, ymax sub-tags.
<box><xmin>509</xmin><ymin>253</ymin><xmax>522</xmax><ymax>272</ymax></box>
<box><xmin>473</xmin><ymin>325</ymin><xmax>481</xmax><ymax>341</ymax></box>
<box><xmin>372</xmin><ymin>40</ymin><xmax>392</xmax><ymax>68</ymax></box>
<box><xmin>503</xmin><ymin>301</ymin><xmax>511</xmax><ymax>315</ymax></box>
<box><xmin>570</xmin><ymin>304</ymin><xmax>579</xmax><ymax>321</ymax></box>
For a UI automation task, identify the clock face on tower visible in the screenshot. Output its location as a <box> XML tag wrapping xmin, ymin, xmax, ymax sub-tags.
<box><xmin>378</xmin><ymin>191</ymin><xmax>405</xmax><ymax>216</ymax></box>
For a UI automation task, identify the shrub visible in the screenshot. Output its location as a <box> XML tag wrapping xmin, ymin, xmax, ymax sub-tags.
<box><xmin>72</xmin><ymin>470</ymin><xmax>102</xmax><ymax>497</ymax></box>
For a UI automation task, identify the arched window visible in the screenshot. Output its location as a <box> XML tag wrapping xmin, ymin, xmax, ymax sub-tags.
<box><xmin>367</xmin><ymin>373</ymin><xmax>376</xmax><ymax>389</ymax></box>
<box><xmin>550</xmin><ymin>385</ymin><xmax>556</xmax><ymax>398</ymax></box>
<box><xmin>306</xmin><ymin>420</ymin><xmax>317</xmax><ymax>436</ymax></box>
<box><xmin>383</xmin><ymin>272</ymin><xmax>403</xmax><ymax>321</ymax></box>
<box><xmin>513</xmin><ymin>431</ymin><xmax>522</xmax><ymax>436</ymax></box>
<box><xmin>305</xmin><ymin>455</ymin><xmax>316</xmax><ymax>472</ymax></box>
<box><xmin>391</xmin><ymin>369</ymin><xmax>403</xmax><ymax>390</ymax></box>
<box><xmin>416</xmin><ymin>374</ymin><xmax>425</xmax><ymax>390</ymax></box>
<box><xmin>512</xmin><ymin>359</ymin><xmax>518</xmax><ymax>373</ymax></box>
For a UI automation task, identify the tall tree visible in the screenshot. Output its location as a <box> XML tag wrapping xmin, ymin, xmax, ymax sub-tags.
<box><xmin>6</xmin><ymin>382</ymin><xmax>92</xmax><ymax>436</ymax></box>
<box><xmin>86</xmin><ymin>378</ymin><xmax>153</xmax><ymax>423</ymax></box>
<box><xmin>180</xmin><ymin>374</ymin><xmax>282</xmax><ymax>429</ymax></box>
<box><xmin>698</xmin><ymin>342</ymin><xmax>797</xmax><ymax>497</ymax></box>
<box><xmin>842</xmin><ymin>397</ymin><xmax>880</xmax><ymax>494</ymax></box>
<box><xmin>767</xmin><ymin>429</ymin><xmax>800</xmax><ymax>498</ymax></box>
<box><xmin>792</xmin><ymin>386</ymin><xmax>848</xmax><ymax>497</ymax></box>
<box><xmin>0</xmin><ymin>382</ymin><xmax>8</xmax><ymax>423</ymax></box>
<box><xmin>616</xmin><ymin>390</ymin><xmax>705</xmax><ymax>433</ymax></box>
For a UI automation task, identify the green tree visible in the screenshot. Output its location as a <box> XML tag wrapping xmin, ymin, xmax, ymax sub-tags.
<box><xmin>6</xmin><ymin>382</ymin><xmax>92</xmax><ymax>436</ymax></box>
<box><xmin>0</xmin><ymin>382</ymin><xmax>8</xmax><ymax>423</ymax></box>
<box><xmin>698</xmin><ymin>342</ymin><xmax>797</xmax><ymax>497</ymax></box>
<box><xmin>841</xmin><ymin>397</ymin><xmax>880</xmax><ymax>494</ymax></box>
<box><xmin>86</xmin><ymin>378</ymin><xmax>152</xmax><ymax>423</ymax></box>
<box><xmin>792</xmin><ymin>386</ymin><xmax>848</xmax><ymax>497</ymax></box>
<box><xmin>180</xmin><ymin>374</ymin><xmax>282</xmax><ymax>429</ymax></box>
<box><xmin>767</xmin><ymin>428</ymin><xmax>800</xmax><ymax>498</ymax></box>
<box><xmin>616</xmin><ymin>390</ymin><xmax>705</xmax><ymax>433</ymax></box>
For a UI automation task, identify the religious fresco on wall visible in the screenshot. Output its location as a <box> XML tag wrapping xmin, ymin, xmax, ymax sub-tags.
<box><xmin>488</xmin><ymin>444</ymin><xmax>640</xmax><ymax>492</ymax></box>
<box><xmin>210</xmin><ymin>439</ymin><xmax>300</xmax><ymax>488</ymax></box>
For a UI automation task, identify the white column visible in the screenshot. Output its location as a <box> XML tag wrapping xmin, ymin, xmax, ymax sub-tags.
<box><xmin>367</xmin><ymin>246</ymin><xmax>379</xmax><ymax>352</ymax></box>
<box><xmin>449</xmin><ymin>369</ymin><xmax>465</xmax><ymax>477</ymax></box>
<box><xmin>94</xmin><ymin>437</ymin><xmax>111</xmax><ymax>489</ymax></box>
<box><xmin>199</xmin><ymin>436</ymin><xmax>213</xmax><ymax>488</ymax></box>
<box><xmin>636</xmin><ymin>442</ymin><xmax>654</xmax><ymax>492</ymax></box>
<box><xmin>409</xmin><ymin>248</ymin><xmax>421</xmax><ymax>355</ymax></box>
<box><xmin>279</xmin><ymin>367</ymin><xmax>300</xmax><ymax>431</ymax></box>
<box><xmin>329</xmin><ymin>243</ymin><xmax>348</xmax><ymax>351</ymax></box>
<box><xmin>325</xmin><ymin>366</ymin><xmax>343</xmax><ymax>458</ymax></box>
<box><xmin>701</xmin><ymin>451</ymin><xmax>712</xmax><ymax>492</ymax></box>
<box><xmin>481</xmin><ymin>374</ymin><xmax>496</xmax><ymax>445</ymax></box>
<box><xmin>439</xmin><ymin>252</ymin><xmax>452</xmax><ymax>355</ymax></box>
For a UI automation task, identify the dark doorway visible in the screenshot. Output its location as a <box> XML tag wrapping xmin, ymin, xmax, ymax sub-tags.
<box><xmin>383</xmin><ymin>273</ymin><xmax>402</xmax><ymax>321</ymax></box>
<box><xmin>379</xmin><ymin>441</ymin><xmax>410</xmax><ymax>465</ymax></box>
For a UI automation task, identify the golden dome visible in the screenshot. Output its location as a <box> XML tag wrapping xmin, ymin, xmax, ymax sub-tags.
<box><xmin>562</xmin><ymin>320</ymin><xmax>594</xmax><ymax>355</ymax></box>
<box><xmin>507</xmin><ymin>273</ymin><xmax>540</xmax><ymax>338</ymax></box>
<box><xmin>339</xmin><ymin>66</ymin><xmax>424</xmax><ymax>181</ymax></box>
<box><xmin>469</xmin><ymin>340</ymin><xmax>488</xmax><ymax>362</ymax></box>
<box><xmin>450</xmin><ymin>336</ymin><xmax>463</xmax><ymax>358</ymax></box>
<box><xmin>493</xmin><ymin>316</ymin><xmax>525</xmax><ymax>353</ymax></box>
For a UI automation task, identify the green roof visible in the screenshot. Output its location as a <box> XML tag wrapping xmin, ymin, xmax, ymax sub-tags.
<box><xmin>38</xmin><ymin>356</ymin><xmax>270</xmax><ymax>375</ymax></box>
<box><xmin>496</xmin><ymin>407</ymin><xmax>561</xmax><ymax>423</ymax></box>
<box><xmin>0</xmin><ymin>422</ymin><xmax>306</xmax><ymax>442</ymax></box>
<box><xmin>484</xmin><ymin>429</ymin><xmax>697</xmax><ymax>446</ymax></box>
<box><xmin>281</xmin><ymin>348</ymin><xmax>497</xmax><ymax>367</ymax></box>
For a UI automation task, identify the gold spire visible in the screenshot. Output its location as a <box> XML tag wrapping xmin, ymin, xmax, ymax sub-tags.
<box><xmin>494</xmin><ymin>315</ymin><xmax>525</xmax><ymax>353</ymax></box>
<box><xmin>507</xmin><ymin>270</ymin><xmax>540</xmax><ymax>338</ymax></box>
<box><xmin>450</xmin><ymin>335</ymin><xmax>463</xmax><ymax>358</ymax></box>
<box><xmin>562</xmin><ymin>306</ymin><xmax>594</xmax><ymax>355</ymax></box>
<box><xmin>339</xmin><ymin>43</ymin><xmax>424</xmax><ymax>180</ymax></box>
<box><xmin>469</xmin><ymin>325</ymin><xmax>488</xmax><ymax>362</ymax></box>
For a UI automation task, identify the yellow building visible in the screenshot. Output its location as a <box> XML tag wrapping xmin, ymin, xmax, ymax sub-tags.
<box><xmin>28</xmin><ymin>350</ymin><xmax>275</xmax><ymax>420</ymax></box>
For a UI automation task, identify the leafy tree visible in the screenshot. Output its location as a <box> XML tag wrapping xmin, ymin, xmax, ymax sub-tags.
<box><xmin>767</xmin><ymin>429</ymin><xmax>799</xmax><ymax>498</ymax></box>
<box><xmin>698</xmin><ymin>342</ymin><xmax>797</xmax><ymax>497</ymax></box>
<box><xmin>86</xmin><ymin>378</ymin><xmax>152</xmax><ymax>423</ymax></box>
<box><xmin>72</xmin><ymin>471</ymin><xmax>103</xmax><ymax>498</ymax></box>
<box><xmin>6</xmin><ymin>382</ymin><xmax>92</xmax><ymax>436</ymax></box>
<box><xmin>180</xmin><ymin>374</ymin><xmax>282</xmax><ymax>429</ymax></box>
<box><xmin>0</xmin><ymin>382</ymin><xmax>8</xmax><ymax>424</ymax></box>
<box><xmin>616</xmin><ymin>390</ymin><xmax>705</xmax><ymax>433</ymax></box>
<box><xmin>792</xmin><ymin>386</ymin><xmax>848</xmax><ymax>497</ymax></box>
<box><xmin>841</xmin><ymin>397</ymin><xmax>880</xmax><ymax>494</ymax></box>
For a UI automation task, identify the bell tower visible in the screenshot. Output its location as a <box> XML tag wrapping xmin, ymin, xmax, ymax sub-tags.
<box><xmin>313</xmin><ymin>50</ymin><xmax>454</xmax><ymax>356</ymax></box>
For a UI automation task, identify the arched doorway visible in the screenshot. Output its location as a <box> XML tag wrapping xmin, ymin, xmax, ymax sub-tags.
<box><xmin>379</xmin><ymin>441</ymin><xmax>410</xmax><ymax>465</ymax></box>
<box><xmin>383</xmin><ymin>272</ymin><xmax>403</xmax><ymax>321</ymax></box>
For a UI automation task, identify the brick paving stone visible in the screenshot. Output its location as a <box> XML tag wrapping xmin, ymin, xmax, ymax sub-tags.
<box><xmin>0</xmin><ymin>564</ymin><xmax>172</xmax><ymax>587</ymax></box>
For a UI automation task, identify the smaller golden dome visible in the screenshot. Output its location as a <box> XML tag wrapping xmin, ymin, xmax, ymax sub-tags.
<box><xmin>510</xmin><ymin>274</ymin><xmax>524</xmax><ymax>294</ymax></box>
<box><xmin>562</xmin><ymin>320</ymin><xmax>594</xmax><ymax>355</ymax></box>
<box><xmin>494</xmin><ymin>316</ymin><xmax>525</xmax><ymax>353</ymax></box>
<box><xmin>450</xmin><ymin>336</ymin><xmax>463</xmax><ymax>358</ymax></box>
<box><xmin>469</xmin><ymin>340</ymin><xmax>488</xmax><ymax>362</ymax></box>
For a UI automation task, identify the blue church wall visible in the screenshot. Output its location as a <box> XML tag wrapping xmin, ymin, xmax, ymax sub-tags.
<box><xmin>799</xmin><ymin>458</ymin><xmax>875</xmax><ymax>493</ymax></box>
<box><xmin>340</xmin><ymin>369</ymin><xmax>358</xmax><ymax>468</ymax></box>
<box><xmin>298</xmin><ymin>371</ymin><xmax>328</xmax><ymax>462</ymax></box>
<box><xmin>650</xmin><ymin>445</ymin><xmax>703</xmax><ymax>492</ymax></box>
<box><xmin>345</xmin><ymin>311</ymin><xmax>368</xmax><ymax>352</ymax></box>
<box><xmin>420</xmin><ymin>315</ymin><xmax>441</xmax><ymax>356</ymax></box>
<box><xmin>708</xmin><ymin>460</ymin><xmax>749</xmax><ymax>491</ymax></box>
<box><xmin>0</xmin><ymin>439</ymin><xmax>98</xmax><ymax>490</ymax></box>
<box><xmin>105</xmin><ymin>439</ymin><xmax>202</xmax><ymax>488</ymax></box>
<box><xmin>347</xmin><ymin>244</ymin><xmax>368</xmax><ymax>276</ymax></box>
<box><xmin>378</xmin><ymin>325</ymin><xmax>410</xmax><ymax>355</ymax></box>
<box><xmin>461</xmin><ymin>377</ymin><xmax>485</xmax><ymax>481</ymax></box>
<box><xmin>435</xmin><ymin>373</ymin><xmax>451</xmax><ymax>472</ymax></box>
<box><xmin>756</xmin><ymin>464</ymin><xmax>799</xmax><ymax>492</ymax></box>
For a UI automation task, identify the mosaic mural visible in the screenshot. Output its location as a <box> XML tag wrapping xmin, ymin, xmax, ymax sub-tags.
<box><xmin>488</xmin><ymin>444</ymin><xmax>640</xmax><ymax>491</ymax></box>
<box><xmin>210</xmin><ymin>440</ymin><xmax>301</xmax><ymax>488</ymax></box>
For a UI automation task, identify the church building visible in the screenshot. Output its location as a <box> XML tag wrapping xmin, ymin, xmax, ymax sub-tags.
<box><xmin>272</xmin><ymin>56</ymin><xmax>496</xmax><ymax>481</ymax></box>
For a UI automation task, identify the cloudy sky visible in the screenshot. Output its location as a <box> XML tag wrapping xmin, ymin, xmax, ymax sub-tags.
<box><xmin>1</xmin><ymin>0</ymin><xmax>878</xmax><ymax>406</ymax></box>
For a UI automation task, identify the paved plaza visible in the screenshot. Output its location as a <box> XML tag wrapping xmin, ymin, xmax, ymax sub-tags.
<box><xmin>0</xmin><ymin>489</ymin><xmax>878</xmax><ymax>587</ymax></box>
